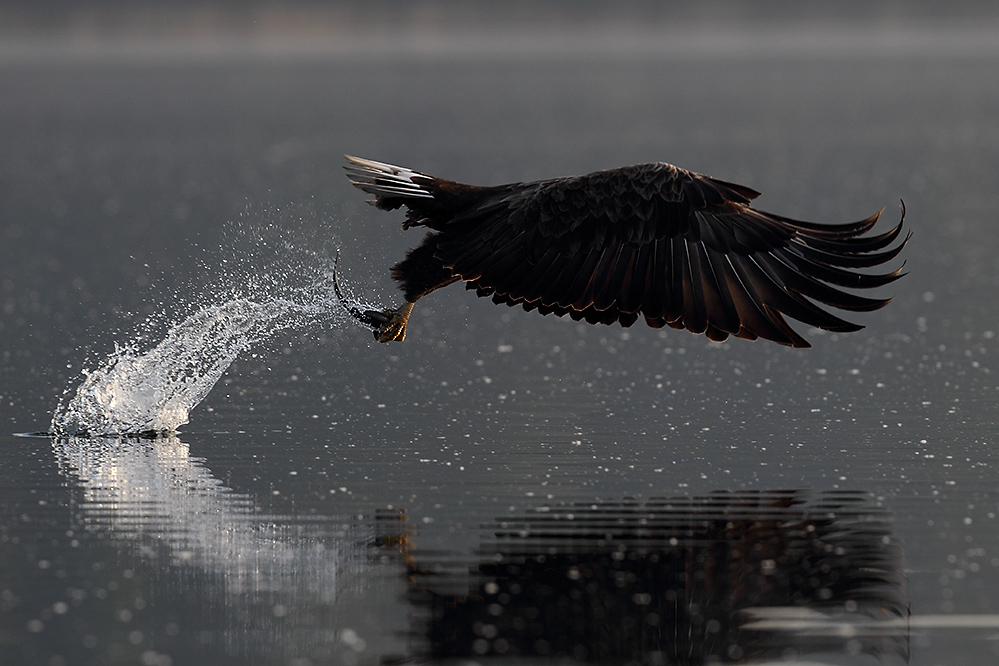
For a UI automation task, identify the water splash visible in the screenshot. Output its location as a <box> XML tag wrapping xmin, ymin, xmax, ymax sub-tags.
<box><xmin>51</xmin><ymin>218</ymin><xmax>374</xmax><ymax>436</ymax></box>
<box><xmin>52</xmin><ymin>299</ymin><xmax>319</xmax><ymax>434</ymax></box>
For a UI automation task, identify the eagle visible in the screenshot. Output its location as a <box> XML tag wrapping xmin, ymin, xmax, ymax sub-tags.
<box><xmin>339</xmin><ymin>155</ymin><xmax>907</xmax><ymax>348</ymax></box>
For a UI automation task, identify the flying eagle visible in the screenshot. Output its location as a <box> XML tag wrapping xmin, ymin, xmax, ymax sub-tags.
<box><xmin>340</xmin><ymin>155</ymin><xmax>907</xmax><ymax>348</ymax></box>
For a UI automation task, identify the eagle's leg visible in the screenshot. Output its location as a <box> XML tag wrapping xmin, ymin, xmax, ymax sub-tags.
<box><xmin>367</xmin><ymin>232</ymin><xmax>460</xmax><ymax>343</ymax></box>
<box><xmin>367</xmin><ymin>302</ymin><xmax>415</xmax><ymax>342</ymax></box>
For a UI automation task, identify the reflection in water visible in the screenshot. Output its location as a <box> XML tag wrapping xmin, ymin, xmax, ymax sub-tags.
<box><xmin>47</xmin><ymin>438</ymin><xmax>910</xmax><ymax>664</ymax></box>
<box><xmin>52</xmin><ymin>435</ymin><xmax>365</xmax><ymax>662</ymax></box>
<box><xmin>410</xmin><ymin>490</ymin><xmax>908</xmax><ymax>664</ymax></box>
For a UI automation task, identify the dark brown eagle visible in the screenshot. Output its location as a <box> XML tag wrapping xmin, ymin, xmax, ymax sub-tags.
<box><xmin>340</xmin><ymin>155</ymin><xmax>907</xmax><ymax>348</ymax></box>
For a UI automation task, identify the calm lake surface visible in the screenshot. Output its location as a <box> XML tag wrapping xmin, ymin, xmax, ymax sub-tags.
<box><xmin>3</xmin><ymin>11</ymin><xmax>999</xmax><ymax>666</ymax></box>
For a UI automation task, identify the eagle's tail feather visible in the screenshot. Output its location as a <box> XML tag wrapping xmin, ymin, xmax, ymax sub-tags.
<box><xmin>343</xmin><ymin>155</ymin><xmax>435</xmax><ymax>209</ymax></box>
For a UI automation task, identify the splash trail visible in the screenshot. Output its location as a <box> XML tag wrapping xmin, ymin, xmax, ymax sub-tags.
<box><xmin>51</xmin><ymin>222</ymin><xmax>371</xmax><ymax>436</ymax></box>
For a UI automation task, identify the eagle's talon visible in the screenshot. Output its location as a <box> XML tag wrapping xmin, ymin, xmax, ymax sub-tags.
<box><xmin>371</xmin><ymin>303</ymin><xmax>414</xmax><ymax>343</ymax></box>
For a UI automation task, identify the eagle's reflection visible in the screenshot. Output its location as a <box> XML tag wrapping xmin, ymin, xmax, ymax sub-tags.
<box><xmin>407</xmin><ymin>490</ymin><xmax>908</xmax><ymax>664</ymax></box>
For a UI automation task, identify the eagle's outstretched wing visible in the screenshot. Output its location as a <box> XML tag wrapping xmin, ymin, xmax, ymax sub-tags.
<box><xmin>344</xmin><ymin>156</ymin><xmax>907</xmax><ymax>347</ymax></box>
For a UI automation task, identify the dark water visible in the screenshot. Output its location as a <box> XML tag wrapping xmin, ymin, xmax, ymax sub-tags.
<box><xmin>4</xmin><ymin>10</ymin><xmax>999</xmax><ymax>666</ymax></box>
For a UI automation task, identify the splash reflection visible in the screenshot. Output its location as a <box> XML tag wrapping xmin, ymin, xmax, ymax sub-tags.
<box><xmin>52</xmin><ymin>435</ymin><xmax>364</xmax><ymax>661</ymax></box>
<box><xmin>411</xmin><ymin>490</ymin><xmax>909</xmax><ymax>664</ymax></box>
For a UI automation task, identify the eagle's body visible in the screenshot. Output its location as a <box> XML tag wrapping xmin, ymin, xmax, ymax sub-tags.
<box><xmin>343</xmin><ymin>155</ymin><xmax>907</xmax><ymax>347</ymax></box>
